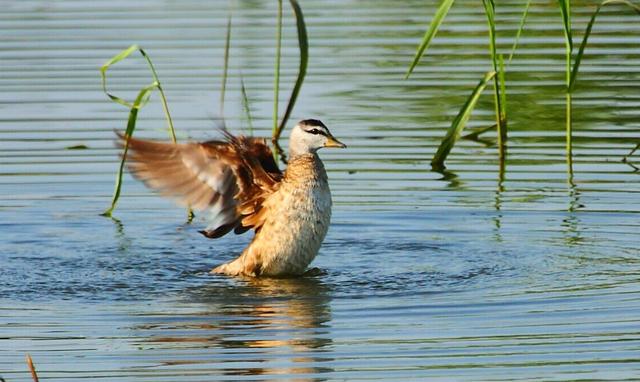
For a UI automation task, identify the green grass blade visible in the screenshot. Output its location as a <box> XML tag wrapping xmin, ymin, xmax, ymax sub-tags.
<box><xmin>274</xmin><ymin>0</ymin><xmax>309</xmax><ymax>142</ymax></box>
<box><xmin>569</xmin><ymin>0</ymin><xmax>640</xmax><ymax>92</ymax></box>
<box><xmin>405</xmin><ymin>0</ymin><xmax>455</xmax><ymax>79</ymax></box>
<box><xmin>138</xmin><ymin>48</ymin><xmax>184</xmax><ymax>216</ymax></box>
<box><xmin>569</xmin><ymin>3</ymin><xmax>602</xmax><ymax>93</ymax></box>
<box><xmin>100</xmin><ymin>46</ymin><xmax>177</xmax><ymax>216</ymax></box>
<box><xmin>431</xmin><ymin>71</ymin><xmax>496</xmax><ymax>171</ymax></box>
<box><xmin>557</xmin><ymin>0</ymin><xmax>573</xmax><ymax>172</ymax></box>
<box><xmin>102</xmin><ymin>82</ymin><xmax>158</xmax><ymax>217</ymax></box>
<box><xmin>482</xmin><ymin>0</ymin><xmax>507</xmax><ymax>153</ymax></box>
<box><xmin>272</xmin><ymin>0</ymin><xmax>283</xmax><ymax>148</ymax></box>
<box><xmin>482</xmin><ymin>0</ymin><xmax>496</xmax><ymax>44</ymax></box>
<box><xmin>498</xmin><ymin>53</ymin><xmax>507</xmax><ymax>123</ymax></box>
<box><xmin>100</xmin><ymin>46</ymin><xmax>174</xmax><ymax>138</ymax></box>
<box><xmin>499</xmin><ymin>53</ymin><xmax>507</xmax><ymax>161</ymax></box>
<box><xmin>100</xmin><ymin>45</ymin><xmax>142</xmax><ymax>109</ymax></box>
<box><xmin>139</xmin><ymin>49</ymin><xmax>176</xmax><ymax>143</ymax></box>
<box><xmin>143</xmin><ymin>48</ymin><xmax>193</xmax><ymax>218</ymax></box>
<box><xmin>507</xmin><ymin>0</ymin><xmax>532</xmax><ymax>65</ymax></box>
<box><xmin>482</xmin><ymin>0</ymin><xmax>497</xmax><ymax>70</ymax></box>
<box><xmin>220</xmin><ymin>14</ymin><xmax>232</xmax><ymax>116</ymax></box>
<box><xmin>461</xmin><ymin>123</ymin><xmax>496</xmax><ymax>141</ymax></box>
<box><xmin>558</xmin><ymin>0</ymin><xmax>573</xmax><ymax>53</ymax></box>
<box><xmin>240</xmin><ymin>75</ymin><xmax>254</xmax><ymax>135</ymax></box>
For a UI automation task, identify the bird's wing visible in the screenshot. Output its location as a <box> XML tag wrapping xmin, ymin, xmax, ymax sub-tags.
<box><xmin>117</xmin><ymin>131</ymin><xmax>283</xmax><ymax>238</ymax></box>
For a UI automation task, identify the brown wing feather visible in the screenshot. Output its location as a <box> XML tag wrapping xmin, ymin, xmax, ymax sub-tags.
<box><xmin>116</xmin><ymin>130</ymin><xmax>282</xmax><ymax>238</ymax></box>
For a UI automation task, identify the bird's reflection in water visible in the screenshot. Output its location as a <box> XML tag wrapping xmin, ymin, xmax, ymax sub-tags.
<box><xmin>137</xmin><ymin>275</ymin><xmax>334</xmax><ymax>379</ymax></box>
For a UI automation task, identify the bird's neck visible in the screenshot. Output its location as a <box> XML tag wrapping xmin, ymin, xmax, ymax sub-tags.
<box><xmin>288</xmin><ymin>140</ymin><xmax>318</xmax><ymax>158</ymax></box>
<box><xmin>284</xmin><ymin>153</ymin><xmax>326</xmax><ymax>182</ymax></box>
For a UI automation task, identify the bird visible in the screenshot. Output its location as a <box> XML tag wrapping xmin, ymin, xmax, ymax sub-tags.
<box><xmin>118</xmin><ymin>119</ymin><xmax>346</xmax><ymax>277</ymax></box>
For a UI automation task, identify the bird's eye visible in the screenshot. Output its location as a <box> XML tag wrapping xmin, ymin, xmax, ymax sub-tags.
<box><xmin>308</xmin><ymin>129</ymin><xmax>323</xmax><ymax>135</ymax></box>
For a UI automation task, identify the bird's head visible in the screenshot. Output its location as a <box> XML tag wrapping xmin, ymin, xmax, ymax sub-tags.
<box><xmin>289</xmin><ymin>119</ymin><xmax>346</xmax><ymax>157</ymax></box>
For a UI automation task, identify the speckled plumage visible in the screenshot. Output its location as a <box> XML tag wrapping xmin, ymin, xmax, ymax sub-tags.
<box><xmin>213</xmin><ymin>153</ymin><xmax>331</xmax><ymax>277</ymax></box>
<box><xmin>119</xmin><ymin>119</ymin><xmax>345</xmax><ymax>278</ymax></box>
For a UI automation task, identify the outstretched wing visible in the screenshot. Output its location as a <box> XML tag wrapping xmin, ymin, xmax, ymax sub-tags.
<box><xmin>117</xmin><ymin>131</ymin><xmax>282</xmax><ymax>238</ymax></box>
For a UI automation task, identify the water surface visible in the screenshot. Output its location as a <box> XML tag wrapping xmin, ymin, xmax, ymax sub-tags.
<box><xmin>1</xmin><ymin>0</ymin><xmax>640</xmax><ymax>380</ymax></box>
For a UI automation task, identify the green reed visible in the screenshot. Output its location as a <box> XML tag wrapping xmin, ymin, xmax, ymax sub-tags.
<box><xmin>220</xmin><ymin>14</ymin><xmax>232</xmax><ymax>117</ymax></box>
<box><xmin>560</xmin><ymin>0</ymin><xmax>640</xmax><ymax>173</ymax></box>
<box><xmin>431</xmin><ymin>71</ymin><xmax>496</xmax><ymax>171</ymax></box>
<box><xmin>557</xmin><ymin>0</ymin><xmax>573</xmax><ymax>172</ymax></box>
<box><xmin>100</xmin><ymin>0</ymin><xmax>309</xmax><ymax>215</ymax></box>
<box><xmin>101</xmin><ymin>0</ymin><xmax>311</xmax><ymax>215</ymax></box>
<box><xmin>219</xmin><ymin>13</ymin><xmax>253</xmax><ymax>136</ymax></box>
<box><xmin>508</xmin><ymin>0</ymin><xmax>532</xmax><ymax>64</ymax></box>
<box><xmin>406</xmin><ymin>0</ymin><xmax>530</xmax><ymax>169</ymax></box>
<box><xmin>570</xmin><ymin>0</ymin><xmax>640</xmax><ymax>91</ymax></box>
<box><xmin>240</xmin><ymin>75</ymin><xmax>254</xmax><ymax>135</ymax></box>
<box><xmin>272</xmin><ymin>0</ymin><xmax>283</xmax><ymax>149</ymax></box>
<box><xmin>409</xmin><ymin>0</ymin><xmax>639</xmax><ymax>171</ymax></box>
<box><xmin>272</xmin><ymin>0</ymin><xmax>309</xmax><ymax>162</ymax></box>
<box><xmin>99</xmin><ymin>45</ymin><xmax>176</xmax><ymax>217</ymax></box>
<box><xmin>274</xmin><ymin>0</ymin><xmax>308</xmax><ymax>141</ymax></box>
<box><xmin>405</xmin><ymin>0</ymin><xmax>454</xmax><ymax>79</ymax></box>
<box><xmin>482</xmin><ymin>0</ymin><xmax>507</xmax><ymax>160</ymax></box>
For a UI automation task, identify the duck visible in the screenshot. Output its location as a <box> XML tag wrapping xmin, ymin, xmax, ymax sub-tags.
<box><xmin>118</xmin><ymin>119</ymin><xmax>346</xmax><ymax>277</ymax></box>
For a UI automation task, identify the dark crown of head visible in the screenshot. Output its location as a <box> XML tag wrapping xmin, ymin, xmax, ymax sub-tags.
<box><xmin>300</xmin><ymin>119</ymin><xmax>327</xmax><ymax>129</ymax></box>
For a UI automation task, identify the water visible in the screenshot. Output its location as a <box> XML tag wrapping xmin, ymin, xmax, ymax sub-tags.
<box><xmin>2</xmin><ymin>0</ymin><xmax>640</xmax><ymax>380</ymax></box>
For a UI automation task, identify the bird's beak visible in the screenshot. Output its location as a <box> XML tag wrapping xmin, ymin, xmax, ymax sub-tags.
<box><xmin>324</xmin><ymin>135</ymin><xmax>347</xmax><ymax>148</ymax></box>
